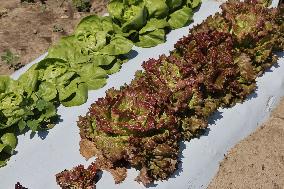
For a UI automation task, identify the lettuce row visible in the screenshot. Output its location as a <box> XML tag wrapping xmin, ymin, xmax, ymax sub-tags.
<box><xmin>0</xmin><ymin>0</ymin><xmax>203</xmax><ymax>165</ymax></box>
<box><xmin>76</xmin><ymin>0</ymin><xmax>284</xmax><ymax>186</ymax></box>
<box><xmin>107</xmin><ymin>0</ymin><xmax>201</xmax><ymax>47</ymax></box>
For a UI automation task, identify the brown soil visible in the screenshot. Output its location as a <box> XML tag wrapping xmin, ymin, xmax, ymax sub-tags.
<box><xmin>208</xmin><ymin>98</ymin><xmax>284</xmax><ymax>189</ymax></box>
<box><xmin>0</xmin><ymin>0</ymin><xmax>108</xmax><ymax>75</ymax></box>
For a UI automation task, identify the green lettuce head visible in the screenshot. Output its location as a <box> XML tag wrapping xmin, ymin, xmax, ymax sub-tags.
<box><xmin>108</xmin><ymin>0</ymin><xmax>147</xmax><ymax>32</ymax></box>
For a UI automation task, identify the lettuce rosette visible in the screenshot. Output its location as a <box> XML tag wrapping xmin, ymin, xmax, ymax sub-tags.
<box><xmin>107</xmin><ymin>0</ymin><xmax>201</xmax><ymax>47</ymax></box>
<box><xmin>0</xmin><ymin>73</ymin><xmax>58</xmax><ymax>167</ymax></box>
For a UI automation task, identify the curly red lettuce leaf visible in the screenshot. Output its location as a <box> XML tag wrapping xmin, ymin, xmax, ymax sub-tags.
<box><xmin>15</xmin><ymin>182</ymin><xmax>28</xmax><ymax>189</ymax></box>
<box><xmin>56</xmin><ymin>163</ymin><xmax>100</xmax><ymax>189</ymax></box>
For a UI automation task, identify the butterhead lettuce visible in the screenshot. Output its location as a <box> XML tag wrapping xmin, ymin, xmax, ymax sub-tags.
<box><xmin>108</xmin><ymin>0</ymin><xmax>201</xmax><ymax>47</ymax></box>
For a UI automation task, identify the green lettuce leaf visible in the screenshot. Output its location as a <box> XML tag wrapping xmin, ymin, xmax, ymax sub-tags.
<box><xmin>78</xmin><ymin>64</ymin><xmax>107</xmax><ymax>79</ymax></box>
<box><xmin>187</xmin><ymin>0</ymin><xmax>201</xmax><ymax>8</ymax></box>
<box><xmin>0</xmin><ymin>133</ymin><xmax>17</xmax><ymax>168</ymax></box>
<box><xmin>1</xmin><ymin>133</ymin><xmax>17</xmax><ymax>152</ymax></box>
<box><xmin>0</xmin><ymin>76</ymin><xmax>10</xmax><ymax>93</ymax></box>
<box><xmin>37</xmin><ymin>82</ymin><xmax>57</xmax><ymax>102</ymax></box>
<box><xmin>35</xmin><ymin>99</ymin><xmax>57</xmax><ymax>122</ymax></box>
<box><xmin>121</xmin><ymin>5</ymin><xmax>147</xmax><ymax>32</ymax></box>
<box><xmin>36</xmin><ymin>58</ymin><xmax>72</xmax><ymax>85</ymax></box>
<box><xmin>57</xmin><ymin>76</ymin><xmax>88</xmax><ymax>107</ymax></box>
<box><xmin>107</xmin><ymin>0</ymin><xmax>124</xmax><ymax>20</ymax></box>
<box><xmin>76</xmin><ymin>15</ymin><xmax>115</xmax><ymax>34</ymax></box>
<box><xmin>27</xmin><ymin>120</ymin><xmax>40</xmax><ymax>132</ymax></box>
<box><xmin>136</xmin><ymin>29</ymin><xmax>166</xmax><ymax>48</ymax></box>
<box><xmin>145</xmin><ymin>0</ymin><xmax>169</xmax><ymax>19</ymax></box>
<box><xmin>99</xmin><ymin>35</ymin><xmax>133</xmax><ymax>55</ymax></box>
<box><xmin>168</xmin><ymin>6</ymin><xmax>193</xmax><ymax>29</ymax></box>
<box><xmin>104</xmin><ymin>58</ymin><xmax>127</xmax><ymax>75</ymax></box>
<box><xmin>61</xmin><ymin>83</ymin><xmax>88</xmax><ymax>107</ymax></box>
<box><xmin>80</xmin><ymin>31</ymin><xmax>108</xmax><ymax>54</ymax></box>
<box><xmin>0</xmin><ymin>158</ymin><xmax>8</xmax><ymax>167</ymax></box>
<box><xmin>78</xmin><ymin>64</ymin><xmax>108</xmax><ymax>90</ymax></box>
<box><xmin>0</xmin><ymin>92</ymin><xmax>25</xmax><ymax>129</ymax></box>
<box><xmin>58</xmin><ymin>78</ymin><xmax>82</xmax><ymax>102</ymax></box>
<box><xmin>18</xmin><ymin>66</ymin><xmax>39</xmax><ymax>96</ymax></box>
<box><xmin>139</xmin><ymin>18</ymin><xmax>170</xmax><ymax>34</ymax></box>
<box><xmin>166</xmin><ymin>0</ymin><xmax>183</xmax><ymax>11</ymax></box>
<box><xmin>92</xmin><ymin>55</ymin><xmax>116</xmax><ymax>66</ymax></box>
<box><xmin>56</xmin><ymin>72</ymin><xmax>77</xmax><ymax>86</ymax></box>
<box><xmin>75</xmin><ymin>15</ymin><xmax>103</xmax><ymax>35</ymax></box>
<box><xmin>83</xmin><ymin>78</ymin><xmax>107</xmax><ymax>90</ymax></box>
<box><xmin>3</xmin><ymin>78</ymin><xmax>24</xmax><ymax>95</ymax></box>
<box><xmin>18</xmin><ymin>119</ymin><xmax>26</xmax><ymax>132</ymax></box>
<box><xmin>47</xmin><ymin>36</ymin><xmax>89</xmax><ymax>64</ymax></box>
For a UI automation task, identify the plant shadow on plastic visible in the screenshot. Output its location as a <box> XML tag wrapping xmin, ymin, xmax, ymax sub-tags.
<box><xmin>126</xmin><ymin>50</ymin><xmax>139</xmax><ymax>60</ymax></box>
<box><xmin>29</xmin><ymin>116</ymin><xmax>63</xmax><ymax>140</ymax></box>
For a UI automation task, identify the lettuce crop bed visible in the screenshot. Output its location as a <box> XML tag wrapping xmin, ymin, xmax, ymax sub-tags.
<box><xmin>0</xmin><ymin>0</ymin><xmax>201</xmax><ymax>167</ymax></box>
<box><xmin>54</xmin><ymin>0</ymin><xmax>284</xmax><ymax>188</ymax></box>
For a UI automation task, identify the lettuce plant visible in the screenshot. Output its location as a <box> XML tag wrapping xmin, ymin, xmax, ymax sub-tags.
<box><xmin>107</xmin><ymin>0</ymin><xmax>201</xmax><ymax>47</ymax></box>
<box><xmin>56</xmin><ymin>163</ymin><xmax>99</xmax><ymax>189</ymax></box>
<box><xmin>0</xmin><ymin>73</ymin><xmax>57</xmax><ymax>167</ymax></box>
